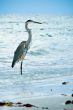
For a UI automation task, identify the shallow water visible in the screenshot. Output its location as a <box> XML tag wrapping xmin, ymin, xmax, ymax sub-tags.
<box><xmin>0</xmin><ymin>15</ymin><xmax>73</xmax><ymax>102</ymax></box>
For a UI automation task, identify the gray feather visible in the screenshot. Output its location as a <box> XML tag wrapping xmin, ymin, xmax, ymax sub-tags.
<box><xmin>12</xmin><ymin>41</ymin><xmax>27</xmax><ymax>68</ymax></box>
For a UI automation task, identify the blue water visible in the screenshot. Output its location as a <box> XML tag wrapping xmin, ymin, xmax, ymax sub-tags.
<box><xmin>0</xmin><ymin>15</ymin><xmax>73</xmax><ymax>102</ymax></box>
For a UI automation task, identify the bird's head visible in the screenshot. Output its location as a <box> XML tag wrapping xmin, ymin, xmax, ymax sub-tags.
<box><xmin>25</xmin><ymin>19</ymin><xmax>42</xmax><ymax>25</ymax></box>
<box><xmin>25</xmin><ymin>20</ymin><xmax>42</xmax><ymax>30</ymax></box>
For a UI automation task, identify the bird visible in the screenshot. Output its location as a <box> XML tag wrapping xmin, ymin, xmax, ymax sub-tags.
<box><xmin>11</xmin><ymin>20</ymin><xmax>42</xmax><ymax>75</ymax></box>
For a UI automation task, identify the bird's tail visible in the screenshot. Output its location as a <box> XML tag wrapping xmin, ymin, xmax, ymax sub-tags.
<box><xmin>11</xmin><ymin>60</ymin><xmax>16</xmax><ymax>68</ymax></box>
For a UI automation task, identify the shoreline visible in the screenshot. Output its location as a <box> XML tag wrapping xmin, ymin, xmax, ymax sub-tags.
<box><xmin>0</xmin><ymin>75</ymin><xmax>73</xmax><ymax>110</ymax></box>
<box><xmin>0</xmin><ymin>95</ymin><xmax>73</xmax><ymax>110</ymax></box>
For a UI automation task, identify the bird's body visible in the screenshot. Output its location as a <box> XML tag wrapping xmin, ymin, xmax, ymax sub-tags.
<box><xmin>11</xmin><ymin>20</ymin><xmax>41</xmax><ymax>75</ymax></box>
<box><xmin>12</xmin><ymin>41</ymin><xmax>27</xmax><ymax>68</ymax></box>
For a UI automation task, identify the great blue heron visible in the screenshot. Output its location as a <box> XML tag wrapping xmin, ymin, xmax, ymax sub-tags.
<box><xmin>11</xmin><ymin>20</ymin><xmax>42</xmax><ymax>75</ymax></box>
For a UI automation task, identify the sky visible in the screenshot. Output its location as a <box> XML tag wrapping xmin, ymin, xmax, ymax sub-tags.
<box><xmin>0</xmin><ymin>0</ymin><xmax>73</xmax><ymax>15</ymax></box>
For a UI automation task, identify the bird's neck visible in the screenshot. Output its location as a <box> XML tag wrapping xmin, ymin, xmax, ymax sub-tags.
<box><xmin>25</xmin><ymin>23</ymin><xmax>32</xmax><ymax>46</ymax></box>
<box><xmin>27</xmin><ymin>29</ymin><xmax>32</xmax><ymax>45</ymax></box>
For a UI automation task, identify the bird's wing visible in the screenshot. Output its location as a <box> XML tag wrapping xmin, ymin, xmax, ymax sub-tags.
<box><xmin>12</xmin><ymin>41</ymin><xmax>27</xmax><ymax>67</ymax></box>
<box><xmin>15</xmin><ymin>41</ymin><xmax>26</xmax><ymax>54</ymax></box>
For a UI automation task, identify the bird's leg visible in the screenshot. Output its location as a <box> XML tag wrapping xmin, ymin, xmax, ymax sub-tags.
<box><xmin>20</xmin><ymin>61</ymin><xmax>23</xmax><ymax>75</ymax></box>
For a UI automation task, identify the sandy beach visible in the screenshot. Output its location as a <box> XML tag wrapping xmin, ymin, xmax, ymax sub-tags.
<box><xmin>14</xmin><ymin>76</ymin><xmax>73</xmax><ymax>110</ymax></box>
<box><xmin>21</xmin><ymin>95</ymin><xmax>73</xmax><ymax>110</ymax></box>
<box><xmin>0</xmin><ymin>96</ymin><xmax>73</xmax><ymax>110</ymax></box>
<box><xmin>0</xmin><ymin>75</ymin><xmax>73</xmax><ymax>110</ymax></box>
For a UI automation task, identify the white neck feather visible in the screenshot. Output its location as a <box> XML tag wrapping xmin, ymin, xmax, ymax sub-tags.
<box><xmin>25</xmin><ymin>22</ymin><xmax>32</xmax><ymax>46</ymax></box>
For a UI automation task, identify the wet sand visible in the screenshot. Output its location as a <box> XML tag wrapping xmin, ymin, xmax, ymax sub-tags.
<box><xmin>0</xmin><ymin>95</ymin><xmax>73</xmax><ymax>110</ymax></box>
<box><xmin>0</xmin><ymin>76</ymin><xmax>73</xmax><ymax>110</ymax></box>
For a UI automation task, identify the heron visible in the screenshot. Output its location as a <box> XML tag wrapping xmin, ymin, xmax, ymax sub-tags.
<box><xmin>11</xmin><ymin>20</ymin><xmax>42</xmax><ymax>75</ymax></box>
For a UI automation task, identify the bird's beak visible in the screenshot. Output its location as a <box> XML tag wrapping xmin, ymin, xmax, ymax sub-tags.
<box><xmin>33</xmin><ymin>21</ymin><xmax>42</xmax><ymax>24</ymax></box>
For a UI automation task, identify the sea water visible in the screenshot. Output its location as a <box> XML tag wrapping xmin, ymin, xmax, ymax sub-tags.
<box><xmin>0</xmin><ymin>15</ymin><xmax>73</xmax><ymax>102</ymax></box>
